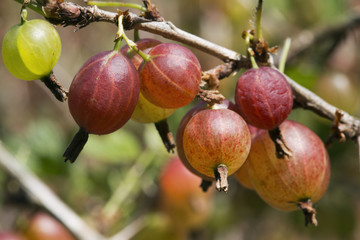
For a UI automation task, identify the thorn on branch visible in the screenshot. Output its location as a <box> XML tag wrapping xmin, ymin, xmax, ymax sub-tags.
<box><xmin>142</xmin><ymin>0</ymin><xmax>163</xmax><ymax>21</ymax></box>
<box><xmin>268</xmin><ymin>127</ymin><xmax>292</xmax><ymax>159</ymax></box>
<box><xmin>326</xmin><ymin>110</ymin><xmax>346</xmax><ymax>147</ymax></box>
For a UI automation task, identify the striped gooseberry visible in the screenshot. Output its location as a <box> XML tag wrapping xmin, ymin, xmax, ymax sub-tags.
<box><xmin>235</xmin><ymin>67</ymin><xmax>293</xmax><ymax>130</ymax></box>
<box><xmin>121</xmin><ymin>39</ymin><xmax>176</xmax><ymax>123</ymax></box>
<box><xmin>139</xmin><ymin>43</ymin><xmax>202</xmax><ymax>109</ymax></box>
<box><xmin>247</xmin><ymin>120</ymin><xmax>330</xmax><ymax>226</ymax></box>
<box><xmin>182</xmin><ymin>108</ymin><xmax>251</xmax><ymax>192</ymax></box>
<box><xmin>2</xmin><ymin>19</ymin><xmax>61</xmax><ymax>81</ymax></box>
<box><xmin>63</xmin><ymin>50</ymin><xmax>140</xmax><ymax>162</ymax></box>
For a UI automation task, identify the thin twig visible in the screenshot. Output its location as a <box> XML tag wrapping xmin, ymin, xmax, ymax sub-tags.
<box><xmin>285</xmin><ymin>14</ymin><xmax>360</xmax><ymax>64</ymax></box>
<box><xmin>108</xmin><ymin>215</ymin><xmax>146</xmax><ymax>240</ymax></box>
<box><xmin>289</xmin><ymin>75</ymin><xmax>360</xmax><ymax>140</ymax></box>
<box><xmin>10</xmin><ymin>0</ymin><xmax>360</xmax><ymax>224</ymax></box>
<box><xmin>0</xmin><ymin>142</ymin><xmax>104</xmax><ymax>240</ymax></box>
<box><xmin>357</xmin><ymin>135</ymin><xmax>360</xmax><ymax>171</ymax></box>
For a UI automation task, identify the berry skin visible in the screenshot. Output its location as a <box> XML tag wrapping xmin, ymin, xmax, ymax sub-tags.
<box><xmin>235</xmin><ymin>67</ymin><xmax>293</xmax><ymax>130</ymax></box>
<box><xmin>68</xmin><ymin>51</ymin><xmax>139</xmax><ymax>134</ymax></box>
<box><xmin>2</xmin><ymin>19</ymin><xmax>61</xmax><ymax>81</ymax></box>
<box><xmin>176</xmin><ymin>100</ymin><xmax>238</xmax><ymax>182</ymax></box>
<box><xmin>234</xmin><ymin>160</ymin><xmax>253</xmax><ymax>190</ymax></box>
<box><xmin>159</xmin><ymin>156</ymin><xmax>214</xmax><ymax>231</ymax></box>
<box><xmin>234</xmin><ymin>124</ymin><xmax>261</xmax><ymax>190</ymax></box>
<box><xmin>121</xmin><ymin>39</ymin><xmax>176</xmax><ymax>123</ymax></box>
<box><xmin>0</xmin><ymin>232</ymin><xmax>26</xmax><ymax>240</ymax></box>
<box><xmin>121</xmin><ymin>38</ymin><xmax>162</xmax><ymax>69</ymax></box>
<box><xmin>139</xmin><ymin>43</ymin><xmax>202</xmax><ymax>109</ymax></box>
<box><xmin>247</xmin><ymin>120</ymin><xmax>330</xmax><ymax>225</ymax></box>
<box><xmin>182</xmin><ymin>108</ymin><xmax>251</xmax><ymax>191</ymax></box>
<box><xmin>24</xmin><ymin>212</ymin><xmax>75</xmax><ymax>240</ymax></box>
<box><xmin>63</xmin><ymin>50</ymin><xmax>140</xmax><ymax>162</ymax></box>
<box><xmin>131</xmin><ymin>92</ymin><xmax>176</xmax><ymax>123</ymax></box>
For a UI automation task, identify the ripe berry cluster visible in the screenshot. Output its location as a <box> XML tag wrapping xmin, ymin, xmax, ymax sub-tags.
<box><xmin>175</xmin><ymin>60</ymin><xmax>330</xmax><ymax>226</ymax></box>
<box><xmin>1</xmin><ymin>10</ymin><xmax>331</xmax><ymax>227</ymax></box>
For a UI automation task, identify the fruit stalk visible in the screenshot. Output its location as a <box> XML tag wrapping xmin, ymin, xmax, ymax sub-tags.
<box><xmin>214</xmin><ymin>164</ymin><xmax>228</xmax><ymax>192</ymax></box>
<box><xmin>297</xmin><ymin>199</ymin><xmax>318</xmax><ymax>226</ymax></box>
<box><xmin>86</xmin><ymin>1</ymin><xmax>147</xmax><ymax>11</ymax></box>
<box><xmin>200</xmin><ymin>179</ymin><xmax>212</xmax><ymax>192</ymax></box>
<box><xmin>63</xmin><ymin>127</ymin><xmax>89</xmax><ymax>163</ymax></box>
<box><xmin>255</xmin><ymin>0</ymin><xmax>263</xmax><ymax>40</ymax></box>
<box><xmin>41</xmin><ymin>72</ymin><xmax>68</xmax><ymax>102</ymax></box>
<box><xmin>116</xmin><ymin>15</ymin><xmax>150</xmax><ymax>61</ymax></box>
<box><xmin>20</xmin><ymin>5</ymin><xmax>28</xmax><ymax>23</ymax></box>
<box><xmin>154</xmin><ymin>119</ymin><xmax>175</xmax><ymax>153</ymax></box>
<box><xmin>278</xmin><ymin>37</ymin><xmax>291</xmax><ymax>73</ymax></box>
<box><xmin>268</xmin><ymin>127</ymin><xmax>292</xmax><ymax>158</ymax></box>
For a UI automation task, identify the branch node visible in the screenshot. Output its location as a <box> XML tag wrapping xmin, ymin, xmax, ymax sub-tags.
<box><xmin>142</xmin><ymin>0</ymin><xmax>163</xmax><ymax>21</ymax></box>
<box><xmin>326</xmin><ymin>110</ymin><xmax>346</xmax><ymax>147</ymax></box>
<box><xmin>197</xmin><ymin>89</ymin><xmax>225</xmax><ymax>106</ymax></box>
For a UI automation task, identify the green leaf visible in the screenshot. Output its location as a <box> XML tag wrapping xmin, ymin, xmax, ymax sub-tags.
<box><xmin>83</xmin><ymin>130</ymin><xmax>140</xmax><ymax>163</ymax></box>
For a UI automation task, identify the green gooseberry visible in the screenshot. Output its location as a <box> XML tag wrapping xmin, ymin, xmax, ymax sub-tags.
<box><xmin>131</xmin><ymin>92</ymin><xmax>176</xmax><ymax>123</ymax></box>
<box><xmin>2</xmin><ymin>19</ymin><xmax>61</xmax><ymax>81</ymax></box>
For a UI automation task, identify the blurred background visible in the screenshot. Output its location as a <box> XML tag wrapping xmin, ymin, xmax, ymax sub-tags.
<box><xmin>1</xmin><ymin>0</ymin><xmax>360</xmax><ymax>239</ymax></box>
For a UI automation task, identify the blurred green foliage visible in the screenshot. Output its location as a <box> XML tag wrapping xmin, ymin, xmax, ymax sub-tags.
<box><xmin>0</xmin><ymin>0</ymin><xmax>360</xmax><ymax>239</ymax></box>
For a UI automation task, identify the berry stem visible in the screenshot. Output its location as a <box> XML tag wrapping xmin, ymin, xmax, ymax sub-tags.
<box><xmin>278</xmin><ymin>38</ymin><xmax>292</xmax><ymax>73</ymax></box>
<box><xmin>200</xmin><ymin>179</ymin><xmax>213</xmax><ymax>192</ymax></box>
<box><xmin>248</xmin><ymin>49</ymin><xmax>259</xmax><ymax>69</ymax></box>
<box><xmin>40</xmin><ymin>72</ymin><xmax>68</xmax><ymax>102</ymax></box>
<box><xmin>255</xmin><ymin>0</ymin><xmax>263</xmax><ymax>40</ymax></box>
<box><xmin>20</xmin><ymin>5</ymin><xmax>28</xmax><ymax>24</ymax></box>
<box><xmin>63</xmin><ymin>127</ymin><xmax>89</xmax><ymax>163</ymax></box>
<box><xmin>268</xmin><ymin>127</ymin><xmax>292</xmax><ymax>159</ymax></box>
<box><xmin>154</xmin><ymin>119</ymin><xmax>176</xmax><ymax>153</ymax></box>
<box><xmin>297</xmin><ymin>199</ymin><xmax>318</xmax><ymax>226</ymax></box>
<box><xmin>134</xmin><ymin>29</ymin><xmax>140</xmax><ymax>42</ymax></box>
<box><xmin>86</xmin><ymin>1</ymin><xmax>147</xmax><ymax>12</ymax></box>
<box><xmin>214</xmin><ymin>164</ymin><xmax>228</xmax><ymax>192</ymax></box>
<box><xmin>243</xmin><ymin>30</ymin><xmax>259</xmax><ymax>69</ymax></box>
<box><xmin>115</xmin><ymin>15</ymin><xmax>151</xmax><ymax>61</ymax></box>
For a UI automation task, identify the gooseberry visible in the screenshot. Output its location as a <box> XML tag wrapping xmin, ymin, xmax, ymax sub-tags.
<box><xmin>234</xmin><ymin>67</ymin><xmax>293</xmax><ymax>130</ymax></box>
<box><xmin>234</xmin><ymin>124</ymin><xmax>261</xmax><ymax>190</ymax></box>
<box><xmin>139</xmin><ymin>43</ymin><xmax>202</xmax><ymax>109</ymax></box>
<box><xmin>234</xmin><ymin>160</ymin><xmax>253</xmax><ymax>190</ymax></box>
<box><xmin>176</xmin><ymin>100</ymin><xmax>238</xmax><ymax>182</ymax></box>
<box><xmin>120</xmin><ymin>38</ymin><xmax>161</xmax><ymax>69</ymax></box>
<box><xmin>131</xmin><ymin>92</ymin><xmax>176</xmax><ymax>123</ymax></box>
<box><xmin>159</xmin><ymin>156</ymin><xmax>213</xmax><ymax>232</ymax></box>
<box><xmin>247</xmin><ymin>120</ymin><xmax>330</xmax><ymax>226</ymax></box>
<box><xmin>121</xmin><ymin>38</ymin><xmax>176</xmax><ymax>123</ymax></box>
<box><xmin>63</xmin><ymin>50</ymin><xmax>140</xmax><ymax>162</ymax></box>
<box><xmin>182</xmin><ymin>108</ymin><xmax>251</xmax><ymax>191</ymax></box>
<box><xmin>0</xmin><ymin>232</ymin><xmax>26</xmax><ymax>240</ymax></box>
<box><xmin>2</xmin><ymin>19</ymin><xmax>61</xmax><ymax>81</ymax></box>
<box><xmin>24</xmin><ymin>212</ymin><xmax>75</xmax><ymax>240</ymax></box>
